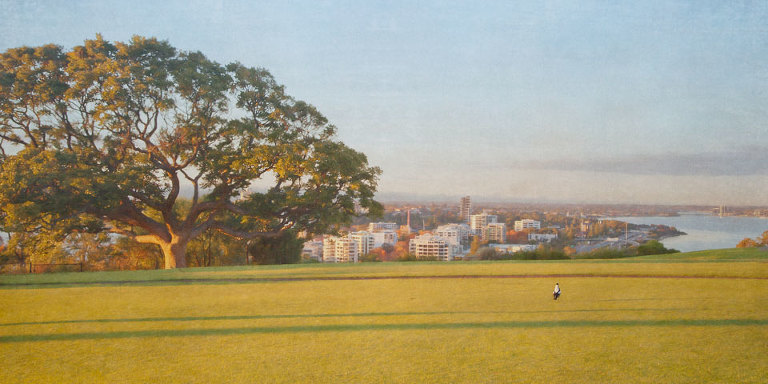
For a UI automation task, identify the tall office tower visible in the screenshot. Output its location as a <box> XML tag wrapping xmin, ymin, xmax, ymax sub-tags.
<box><xmin>460</xmin><ymin>196</ymin><xmax>471</xmax><ymax>223</ymax></box>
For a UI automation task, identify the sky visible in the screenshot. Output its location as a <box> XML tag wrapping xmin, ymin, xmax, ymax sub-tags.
<box><xmin>1</xmin><ymin>0</ymin><xmax>767</xmax><ymax>205</ymax></box>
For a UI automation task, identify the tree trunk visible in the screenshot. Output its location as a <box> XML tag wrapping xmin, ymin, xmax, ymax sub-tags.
<box><xmin>160</xmin><ymin>236</ymin><xmax>189</xmax><ymax>269</ymax></box>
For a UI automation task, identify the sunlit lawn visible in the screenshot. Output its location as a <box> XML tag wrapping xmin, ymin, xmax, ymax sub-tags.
<box><xmin>2</xmin><ymin>251</ymin><xmax>767</xmax><ymax>383</ymax></box>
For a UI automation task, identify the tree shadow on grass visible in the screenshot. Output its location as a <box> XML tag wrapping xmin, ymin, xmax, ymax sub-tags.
<box><xmin>0</xmin><ymin>308</ymin><xmax>694</xmax><ymax>328</ymax></box>
<box><xmin>0</xmin><ymin>311</ymin><xmax>462</xmax><ymax>327</ymax></box>
<box><xmin>3</xmin><ymin>273</ymin><xmax>764</xmax><ymax>290</ymax></box>
<box><xmin>2</xmin><ymin>318</ymin><xmax>766</xmax><ymax>343</ymax></box>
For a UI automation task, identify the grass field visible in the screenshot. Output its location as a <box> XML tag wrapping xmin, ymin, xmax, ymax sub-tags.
<box><xmin>2</xmin><ymin>248</ymin><xmax>767</xmax><ymax>383</ymax></box>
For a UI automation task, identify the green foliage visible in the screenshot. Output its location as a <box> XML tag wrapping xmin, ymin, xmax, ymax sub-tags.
<box><xmin>480</xmin><ymin>246</ymin><xmax>569</xmax><ymax>261</ymax></box>
<box><xmin>359</xmin><ymin>253</ymin><xmax>382</xmax><ymax>262</ymax></box>
<box><xmin>512</xmin><ymin>246</ymin><xmax>568</xmax><ymax>260</ymax></box>
<box><xmin>1</xmin><ymin>231</ymin><xmax>65</xmax><ymax>265</ymax></box>
<box><xmin>571</xmin><ymin>247</ymin><xmax>636</xmax><ymax>260</ymax></box>
<box><xmin>183</xmin><ymin>219</ymin><xmax>253</xmax><ymax>267</ymax></box>
<box><xmin>65</xmin><ymin>233</ymin><xmax>116</xmax><ymax>264</ymax></box>
<box><xmin>247</xmin><ymin>231</ymin><xmax>303</xmax><ymax>265</ymax></box>
<box><xmin>637</xmin><ymin>240</ymin><xmax>679</xmax><ymax>256</ymax></box>
<box><xmin>110</xmin><ymin>237</ymin><xmax>163</xmax><ymax>270</ymax></box>
<box><xmin>397</xmin><ymin>253</ymin><xmax>425</xmax><ymax>262</ymax></box>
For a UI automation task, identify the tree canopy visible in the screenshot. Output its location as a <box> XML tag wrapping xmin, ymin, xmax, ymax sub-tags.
<box><xmin>0</xmin><ymin>35</ymin><xmax>381</xmax><ymax>268</ymax></box>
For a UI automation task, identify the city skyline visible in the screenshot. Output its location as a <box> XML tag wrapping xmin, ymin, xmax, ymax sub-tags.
<box><xmin>1</xmin><ymin>1</ymin><xmax>767</xmax><ymax>205</ymax></box>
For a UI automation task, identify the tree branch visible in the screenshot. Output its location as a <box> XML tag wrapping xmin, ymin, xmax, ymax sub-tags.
<box><xmin>210</xmin><ymin>222</ymin><xmax>293</xmax><ymax>240</ymax></box>
<box><xmin>101</xmin><ymin>199</ymin><xmax>171</xmax><ymax>242</ymax></box>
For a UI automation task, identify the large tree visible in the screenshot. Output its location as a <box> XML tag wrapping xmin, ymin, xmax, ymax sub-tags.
<box><xmin>0</xmin><ymin>35</ymin><xmax>381</xmax><ymax>268</ymax></box>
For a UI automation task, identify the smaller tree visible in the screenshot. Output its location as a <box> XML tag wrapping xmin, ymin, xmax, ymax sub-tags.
<box><xmin>65</xmin><ymin>232</ymin><xmax>115</xmax><ymax>269</ymax></box>
<box><xmin>392</xmin><ymin>239</ymin><xmax>411</xmax><ymax>260</ymax></box>
<box><xmin>360</xmin><ymin>249</ymin><xmax>384</xmax><ymax>262</ymax></box>
<box><xmin>737</xmin><ymin>237</ymin><xmax>759</xmax><ymax>248</ymax></box>
<box><xmin>736</xmin><ymin>230</ymin><xmax>768</xmax><ymax>248</ymax></box>
<box><xmin>111</xmin><ymin>237</ymin><xmax>163</xmax><ymax>270</ymax></box>
<box><xmin>469</xmin><ymin>236</ymin><xmax>483</xmax><ymax>256</ymax></box>
<box><xmin>758</xmin><ymin>230</ymin><xmax>768</xmax><ymax>246</ymax></box>
<box><xmin>475</xmin><ymin>247</ymin><xmax>497</xmax><ymax>260</ymax></box>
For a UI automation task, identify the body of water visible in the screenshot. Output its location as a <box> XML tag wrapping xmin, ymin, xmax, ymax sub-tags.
<box><xmin>611</xmin><ymin>214</ymin><xmax>768</xmax><ymax>252</ymax></box>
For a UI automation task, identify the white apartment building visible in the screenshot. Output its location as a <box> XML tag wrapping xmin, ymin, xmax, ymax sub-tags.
<box><xmin>409</xmin><ymin>234</ymin><xmax>454</xmax><ymax>261</ymax></box>
<box><xmin>529</xmin><ymin>233</ymin><xmax>558</xmax><ymax>242</ymax></box>
<box><xmin>301</xmin><ymin>240</ymin><xmax>323</xmax><ymax>262</ymax></box>
<box><xmin>349</xmin><ymin>231</ymin><xmax>375</xmax><ymax>256</ymax></box>
<box><xmin>490</xmin><ymin>244</ymin><xmax>537</xmax><ymax>254</ymax></box>
<box><xmin>322</xmin><ymin>236</ymin><xmax>359</xmax><ymax>263</ymax></box>
<box><xmin>372</xmin><ymin>230</ymin><xmax>398</xmax><ymax>248</ymax></box>
<box><xmin>514</xmin><ymin>219</ymin><xmax>541</xmax><ymax>232</ymax></box>
<box><xmin>436</xmin><ymin>223</ymin><xmax>471</xmax><ymax>247</ymax></box>
<box><xmin>484</xmin><ymin>222</ymin><xmax>507</xmax><ymax>243</ymax></box>
<box><xmin>368</xmin><ymin>222</ymin><xmax>399</xmax><ymax>232</ymax></box>
<box><xmin>470</xmin><ymin>212</ymin><xmax>498</xmax><ymax>235</ymax></box>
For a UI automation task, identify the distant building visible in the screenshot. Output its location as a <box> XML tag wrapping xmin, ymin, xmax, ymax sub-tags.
<box><xmin>580</xmin><ymin>220</ymin><xmax>591</xmax><ymax>234</ymax></box>
<box><xmin>484</xmin><ymin>222</ymin><xmax>507</xmax><ymax>243</ymax></box>
<box><xmin>436</xmin><ymin>223</ymin><xmax>472</xmax><ymax>247</ymax></box>
<box><xmin>371</xmin><ymin>230</ymin><xmax>398</xmax><ymax>248</ymax></box>
<box><xmin>349</xmin><ymin>231</ymin><xmax>375</xmax><ymax>256</ymax></box>
<box><xmin>489</xmin><ymin>244</ymin><xmax>537</xmax><ymax>254</ymax></box>
<box><xmin>514</xmin><ymin>219</ymin><xmax>540</xmax><ymax>232</ymax></box>
<box><xmin>528</xmin><ymin>233</ymin><xmax>558</xmax><ymax>243</ymax></box>
<box><xmin>399</xmin><ymin>210</ymin><xmax>413</xmax><ymax>235</ymax></box>
<box><xmin>368</xmin><ymin>222</ymin><xmax>399</xmax><ymax>232</ymax></box>
<box><xmin>460</xmin><ymin>196</ymin><xmax>471</xmax><ymax>223</ymax></box>
<box><xmin>322</xmin><ymin>236</ymin><xmax>359</xmax><ymax>263</ymax></box>
<box><xmin>301</xmin><ymin>240</ymin><xmax>323</xmax><ymax>262</ymax></box>
<box><xmin>409</xmin><ymin>234</ymin><xmax>454</xmax><ymax>261</ymax></box>
<box><xmin>470</xmin><ymin>212</ymin><xmax>498</xmax><ymax>235</ymax></box>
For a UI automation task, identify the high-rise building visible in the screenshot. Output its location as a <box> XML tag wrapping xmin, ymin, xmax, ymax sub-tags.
<box><xmin>460</xmin><ymin>196</ymin><xmax>471</xmax><ymax>223</ymax></box>
<box><xmin>470</xmin><ymin>211</ymin><xmax>498</xmax><ymax>235</ymax></box>
<box><xmin>484</xmin><ymin>223</ymin><xmax>507</xmax><ymax>244</ymax></box>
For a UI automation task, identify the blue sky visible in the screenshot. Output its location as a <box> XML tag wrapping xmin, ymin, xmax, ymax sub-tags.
<box><xmin>1</xmin><ymin>1</ymin><xmax>767</xmax><ymax>205</ymax></box>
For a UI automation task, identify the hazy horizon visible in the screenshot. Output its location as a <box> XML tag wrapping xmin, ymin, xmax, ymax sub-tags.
<box><xmin>2</xmin><ymin>1</ymin><xmax>767</xmax><ymax>206</ymax></box>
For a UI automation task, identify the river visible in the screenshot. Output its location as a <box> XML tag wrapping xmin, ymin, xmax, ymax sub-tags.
<box><xmin>611</xmin><ymin>214</ymin><xmax>768</xmax><ymax>252</ymax></box>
